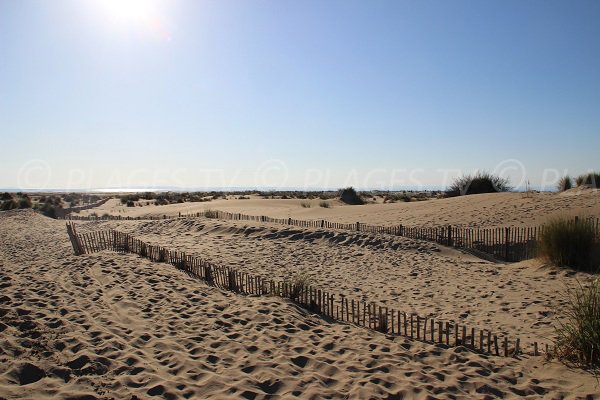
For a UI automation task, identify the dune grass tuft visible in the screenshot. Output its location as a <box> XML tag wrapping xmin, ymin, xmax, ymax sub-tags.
<box><xmin>537</xmin><ymin>217</ymin><xmax>599</xmax><ymax>273</ymax></box>
<box><xmin>445</xmin><ymin>172</ymin><xmax>510</xmax><ymax>197</ymax></box>
<box><xmin>203</xmin><ymin>209</ymin><xmax>219</xmax><ymax>218</ymax></box>
<box><xmin>300</xmin><ymin>201</ymin><xmax>311</xmax><ymax>208</ymax></box>
<box><xmin>575</xmin><ymin>172</ymin><xmax>600</xmax><ymax>188</ymax></box>
<box><xmin>319</xmin><ymin>201</ymin><xmax>331</xmax><ymax>208</ymax></box>
<box><xmin>554</xmin><ymin>279</ymin><xmax>600</xmax><ymax>370</ymax></box>
<box><xmin>288</xmin><ymin>271</ymin><xmax>312</xmax><ymax>300</ymax></box>
<box><xmin>557</xmin><ymin>176</ymin><xmax>573</xmax><ymax>192</ymax></box>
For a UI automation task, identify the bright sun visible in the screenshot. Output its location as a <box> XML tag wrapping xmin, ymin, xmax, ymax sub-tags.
<box><xmin>93</xmin><ymin>0</ymin><xmax>170</xmax><ymax>39</ymax></box>
<box><xmin>97</xmin><ymin>0</ymin><xmax>157</xmax><ymax>23</ymax></box>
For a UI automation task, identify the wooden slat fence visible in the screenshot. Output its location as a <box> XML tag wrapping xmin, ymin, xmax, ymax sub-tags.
<box><xmin>64</xmin><ymin>212</ymin><xmax>600</xmax><ymax>262</ymax></box>
<box><xmin>66</xmin><ymin>222</ymin><xmax>552</xmax><ymax>359</ymax></box>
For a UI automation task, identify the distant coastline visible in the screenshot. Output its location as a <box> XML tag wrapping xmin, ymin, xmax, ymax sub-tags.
<box><xmin>0</xmin><ymin>185</ymin><xmax>547</xmax><ymax>193</ymax></box>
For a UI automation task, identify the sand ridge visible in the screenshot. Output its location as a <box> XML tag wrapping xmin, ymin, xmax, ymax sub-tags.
<box><xmin>80</xmin><ymin>190</ymin><xmax>600</xmax><ymax>230</ymax></box>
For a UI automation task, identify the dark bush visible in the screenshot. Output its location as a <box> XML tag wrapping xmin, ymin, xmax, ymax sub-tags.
<box><xmin>339</xmin><ymin>187</ymin><xmax>364</xmax><ymax>205</ymax></box>
<box><xmin>18</xmin><ymin>197</ymin><xmax>32</xmax><ymax>209</ymax></box>
<box><xmin>1</xmin><ymin>192</ymin><xmax>13</xmax><ymax>201</ymax></box>
<box><xmin>446</xmin><ymin>172</ymin><xmax>511</xmax><ymax>197</ymax></box>
<box><xmin>558</xmin><ymin>176</ymin><xmax>573</xmax><ymax>192</ymax></box>
<box><xmin>1</xmin><ymin>200</ymin><xmax>18</xmax><ymax>211</ymax></box>
<box><xmin>38</xmin><ymin>202</ymin><xmax>60</xmax><ymax>218</ymax></box>
<box><xmin>575</xmin><ymin>172</ymin><xmax>600</xmax><ymax>188</ymax></box>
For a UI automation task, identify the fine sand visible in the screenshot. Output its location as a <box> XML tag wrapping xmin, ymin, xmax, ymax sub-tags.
<box><xmin>1</xmin><ymin>208</ymin><xmax>600</xmax><ymax>399</ymax></box>
<box><xmin>80</xmin><ymin>189</ymin><xmax>600</xmax><ymax>228</ymax></box>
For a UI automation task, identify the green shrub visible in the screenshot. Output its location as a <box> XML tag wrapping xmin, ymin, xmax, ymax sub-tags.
<box><xmin>1</xmin><ymin>192</ymin><xmax>13</xmax><ymax>201</ymax></box>
<box><xmin>339</xmin><ymin>187</ymin><xmax>364</xmax><ymax>205</ymax></box>
<box><xmin>319</xmin><ymin>201</ymin><xmax>331</xmax><ymax>208</ymax></box>
<box><xmin>575</xmin><ymin>172</ymin><xmax>600</xmax><ymax>188</ymax></box>
<box><xmin>446</xmin><ymin>172</ymin><xmax>511</xmax><ymax>197</ymax></box>
<box><xmin>557</xmin><ymin>176</ymin><xmax>573</xmax><ymax>192</ymax></box>
<box><xmin>39</xmin><ymin>203</ymin><xmax>59</xmax><ymax>218</ymax></box>
<box><xmin>300</xmin><ymin>201</ymin><xmax>311</xmax><ymax>208</ymax></box>
<box><xmin>538</xmin><ymin>217</ymin><xmax>599</xmax><ymax>272</ymax></box>
<box><xmin>1</xmin><ymin>200</ymin><xmax>18</xmax><ymax>211</ymax></box>
<box><xmin>18</xmin><ymin>196</ymin><xmax>32</xmax><ymax>209</ymax></box>
<box><xmin>554</xmin><ymin>279</ymin><xmax>600</xmax><ymax>369</ymax></box>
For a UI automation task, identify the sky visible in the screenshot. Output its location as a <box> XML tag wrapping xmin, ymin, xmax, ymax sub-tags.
<box><xmin>1</xmin><ymin>0</ymin><xmax>599</xmax><ymax>191</ymax></box>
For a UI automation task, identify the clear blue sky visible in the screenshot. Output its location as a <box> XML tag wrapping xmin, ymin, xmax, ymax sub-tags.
<box><xmin>1</xmin><ymin>0</ymin><xmax>599</xmax><ymax>190</ymax></box>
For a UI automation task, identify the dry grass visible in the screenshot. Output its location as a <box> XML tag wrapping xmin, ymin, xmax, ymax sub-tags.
<box><xmin>554</xmin><ymin>279</ymin><xmax>600</xmax><ymax>370</ymax></box>
<box><xmin>538</xmin><ymin>217</ymin><xmax>599</xmax><ymax>272</ymax></box>
<box><xmin>204</xmin><ymin>209</ymin><xmax>219</xmax><ymax>218</ymax></box>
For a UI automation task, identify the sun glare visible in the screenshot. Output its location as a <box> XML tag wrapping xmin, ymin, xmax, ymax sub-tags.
<box><xmin>93</xmin><ymin>0</ymin><xmax>170</xmax><ymax>40</ymax></box>
<box><xmin>98</xmin><ymin>0</ymin><xmax>156</xmax><ymax>23</ymax></box>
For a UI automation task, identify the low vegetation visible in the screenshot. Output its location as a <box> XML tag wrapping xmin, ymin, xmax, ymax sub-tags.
<box><xmin>339</xmin><ymin>187</ymin><xmax>364</xmax><ymax>205</ymax></box>
<box><xmin>319</xmin><ymin>201</ymin><xmax>331</xmax><ymax>208</ymax></box>
<box><xmin>575</xmin><ymin>172</ymin><xmax>600</xmax><ymax>188</ymax></box>
<box><xmin>203</xmin><ymin>209</ymin><xmax>219</xmax><ymax>218</ymax></box>
<box><xmin>287</xmin><ymin>271</ymin><xmax>313</xmax><ymax>300</ymax></box>
<box><xmin>0</xmin><ymin>192</ymin><xmax>65</xmax><ymax>218</ymax></box>
<box><xmin>557</xmin><ymin>176</ymin><xmax>573</xmax><ymax>192</ymax></box>
<box><xmin>537</xmin><ymin>217</ymin><xmax>599</xmax><ymax>273</ymax></box>
<box><xmin>300</xmin><ymin>201</ymin><xmax>311</xmax><ymax>208</ymax></box>
<box><xmin>554</xmin><ymin>279</ymin><xmax>600</xmax><ymax>370</ymax></box>
<box><xmin>445</xmin><ymin>172</ymin><xmax>511</xmax><ymax>197</ymax></box>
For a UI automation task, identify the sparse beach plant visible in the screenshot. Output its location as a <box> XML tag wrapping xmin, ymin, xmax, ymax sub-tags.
<box><xmin>557</xmin><ymin>176</ymin><xmax>573</xmax><ymax>192</ymax></box>
<box><xmin>300</xmin><ymin>201</ymin><xmax>311</xmax><ymax>208</ymax></box>
<box><xmin>319</xmin><ymin>201</ymin><xmax>331</xmax><ymax>208</ymax></box>
<box><xmin>554</xmin><ymin>278</ymin><xmax>600</xmax><ymax>369</ymax></box>
<box><xmin>204</xmin><ymin>209</ymin><xmax>219</xmax><ymax>218</ymax></box>
<box><xmin>575</xmin><ymin>172</ymin><xmax>600</xmax><ymax>188</ymax></box>
<box><xmin>538</xmin><ymin>217</ymin><xmax>599</xmax><ymax>272</ymax></box>
<box><xmin>288</xmin><ymin>270</ymin><xmax>312</xmax><ymax>301</ymax></box>
<box><xmin>339</xmin><ymin>187</ymin><xmax>364</xmax><ymax>205</ymax></box>
<box><xmin>445</xmin><ymin>171</ymin><xmax>511</xmax><ymax>197</ymax></box>
<box><xmin>376</xmin><ymin>312</ymin><xmax>389</xmax><ymax>333</ymax></box>
<box><xmin>18</xmin><ymin>197</ymin><xmax>32</xmax><ymax>209</ymax></box>
<box><xmin>1</xmin><ymin>199</ymin><xmax>18</xmax><ymax>211</ymax></box>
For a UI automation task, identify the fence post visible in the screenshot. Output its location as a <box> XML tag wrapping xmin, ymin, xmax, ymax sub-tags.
<box><xmin>356</xmin><ymin>222</ymin><xmax>360</xmax><ymax>231</ymax></box>
<box><xmin>504</xmin><ymin>227</ymin><xmax>510</xmax><ymax>261</ymax></box>
<box><xmin>447</xmin><ymin>225</ymin><xmax>452</xmax><ymax>246</ymax></box>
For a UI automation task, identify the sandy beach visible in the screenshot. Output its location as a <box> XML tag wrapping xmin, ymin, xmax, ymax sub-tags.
<box><xmin>1</xmin><ymin>200</ymin><xmax>599</xmax><ymax>399</ymax></box>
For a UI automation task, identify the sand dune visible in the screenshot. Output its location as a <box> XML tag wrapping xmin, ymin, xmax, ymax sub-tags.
<box><xmin>80</xmin><ymin>189</ymin><xmax>600</xmax><ymax>229</ymax></box>
<box><xmin>84</xmin><ymin>217</ymin><xmax>586</xmax><ymax>349</ymax></box>
<box><xmin>1</xmin><ymin>209</ymin><xmax>599</xmax><ymax>398</ymax></box>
